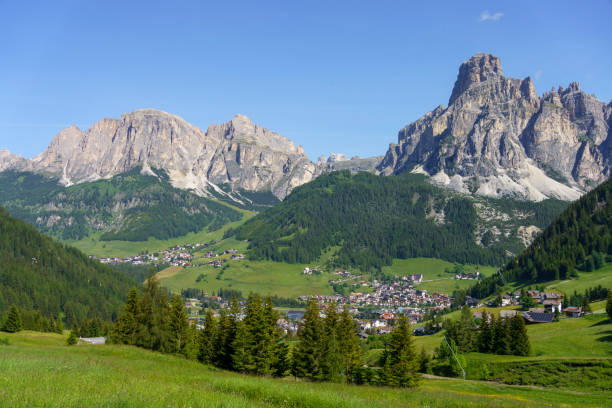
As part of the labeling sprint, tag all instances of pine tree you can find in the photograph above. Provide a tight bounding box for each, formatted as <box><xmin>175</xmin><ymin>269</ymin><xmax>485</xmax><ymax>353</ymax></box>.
<box><xmin>67</xmin><ymin>324</ymin><xmax>78</xmax><ymax>346</ymax></box>
<box><xmin>231</xmin><ymin>320</ymin><xmax>249</xmax><ymax>373</ymax></box>
<box><xmin>418</xmin><ymin>346</ymin><xmax>430</xmax><ymax>373</ymax></box>
<box><xmin>2</xmin><ymin>305</ymin><xmax>23</xmax><ymax>333</ymax></box>
<box><xmin>337</xmin><ymin>305</ymin><xmax>362</xmax><ymax>382</ymax></box>
<box><xmin>509</xmin><ymin>314</ymin><xmax>530</xmax><ymax>356</ymax></box>
<box><xmin>492</xmin><ymin>315</ymin><xmax>511</xmax><ymax>355</ymax></box>
<box><xmin>321</xmin><ymin>302</ymin><xmax>343</xmax><ymax>382</ymax></box>
<box><xmin>381</xmin><ymin>314</ymin><xmax>421</xmax><ymax>388</ymax></box>
<box><xmin>292</xmin><ymin>298</ymin><xmax>324</xmax><ymax>380</ymax></box>
<box><xmin>272</xmin><ymin>340</ymin><xmax>289</xmax><ymax>377</ymax></box>
<box><xmin>198</xmin><ymin>308</ymin><xmax>217</xmax><ymax>364</ymax></box>
<box><xmin>54</xmin><ymin>316</ymin><xmax>63</xmax><ymax>334</ymax></box>
<box><xmin>111</xmin><ymin>287</ymin><xmax>141</xmax><ymax>345</ymax></box>
<box><xmin>169</xmin><ymin>294</ymin><xmax>189</xmax><ymax>353</ymax></box>
<box><xmin>477</xmin><ymin>311</ymin><xmax>493</xmax><ymax>353</ymax></box>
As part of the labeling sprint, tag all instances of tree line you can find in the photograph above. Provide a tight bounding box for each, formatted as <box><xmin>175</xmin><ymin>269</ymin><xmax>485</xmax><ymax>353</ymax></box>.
<box><xmin>109</xmin><ymin>277</ymin><xmax>422</xmax><ymax>388</ymax></box>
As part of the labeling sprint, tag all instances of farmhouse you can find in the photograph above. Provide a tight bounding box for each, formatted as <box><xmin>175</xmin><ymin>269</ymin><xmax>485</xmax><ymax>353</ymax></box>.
<box><xmin>565</xmin><ymin>306</ymin><xmax>584</xmax><ymax>318</ymax></box>
<box><xmin>521</xmin><ymin>311</ymin><xmax>554</xmax><ymax>324</ymax></box>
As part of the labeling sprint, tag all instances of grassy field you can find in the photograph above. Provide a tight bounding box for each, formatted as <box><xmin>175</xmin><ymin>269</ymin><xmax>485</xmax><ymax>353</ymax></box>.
<box><xmin>158</xmin><ymin>260</ymin><xmax>336</xmax><ymax>297</ymax></box>
<box><xmin>1</xmin><ymin>331</ymin><xmax>610</xmax><ymax>408</ymax></box>
<box><xmin>544</xmin><ymin>264</ymin><xmax>612</xmax><ymax>294</ymax></box>
<box><xmin>381</xmin><ymin>258</ymin><xmax>497</xmax><ymax>293</ymax></box>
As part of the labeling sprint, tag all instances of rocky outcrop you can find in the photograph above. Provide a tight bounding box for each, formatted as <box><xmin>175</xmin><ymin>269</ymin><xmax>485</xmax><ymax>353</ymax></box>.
<box><xmin>315</xmin><ymin>154</ymin><xmax>382</xmax><ymax>174</ymax></box>
<box><xmin>378</xmin><ymin>53</ymin><xmax>611</xmax><ymax>201</ymax></box>
<box><xmin>8</xmin><ymin>109</ymin><xmax>317</xmax><ymax>200</ymax></box>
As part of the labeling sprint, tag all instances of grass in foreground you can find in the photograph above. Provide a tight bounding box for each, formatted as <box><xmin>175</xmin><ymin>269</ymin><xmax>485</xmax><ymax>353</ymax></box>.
<box><xmin>1</xmin><ymin>331</ymin><xmax>610</xmax><ymax>408</ymax></box>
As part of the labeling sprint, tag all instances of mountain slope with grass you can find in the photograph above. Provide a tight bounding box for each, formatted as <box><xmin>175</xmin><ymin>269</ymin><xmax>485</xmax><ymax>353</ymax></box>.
<box><xmin>0</xmin><ymin>330</ymin><xmax>609</xmax><ymax>408</ymax></box>
<box><xmin>229</xmin><ymin>171</ymin><xmax>568</xmax><ymax>271</ymax></box>
<box><xmin>469</xmin><ymin>178</ymin><xmax>611</xmax><ymax>299</ymax></box>
<box><xmin>0</xmin><ymin>206</ymin><xmax>136</xmax><ymax>321</ymax></box>
<box><xmin>0</xmin><ymin>167</ymin><xmax>243</xmax><ymax>241</ymax></box>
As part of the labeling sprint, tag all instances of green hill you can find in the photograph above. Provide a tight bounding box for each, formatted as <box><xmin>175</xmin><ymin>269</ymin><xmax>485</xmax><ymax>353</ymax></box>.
<box><xmin>1</xmin><ymin>330</ymin><xmax>608</xmax><ymax>408</ymax></box>
<box><xmin>229</xmin><ymin>171</ymin><xmax>567</xmax><ymax>272</ymax></box>
<box><xmin>469</xmin><ymin>178</ymin><xmax>611</xmax><ymax>299</ymax></box>
<box><xmin>0</xmin><ymin>168</ymin><xmax>243</xmax><ymax>242</ymax></box>
<box><xmin>0</xmin><ymin>206</ymin><xmax>136</xmax><ymax>321</ymax></box>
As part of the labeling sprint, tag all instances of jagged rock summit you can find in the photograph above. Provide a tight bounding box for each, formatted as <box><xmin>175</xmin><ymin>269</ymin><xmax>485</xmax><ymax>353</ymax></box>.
<box><xmin>8</xmin><ymin>109</ymin><xmax>317</xmax><ymax>200</ymax></box>
<box><xmin>378</xmin><ymin>53</ymin><xmax>611</xmax><ymax>201</ymax></box>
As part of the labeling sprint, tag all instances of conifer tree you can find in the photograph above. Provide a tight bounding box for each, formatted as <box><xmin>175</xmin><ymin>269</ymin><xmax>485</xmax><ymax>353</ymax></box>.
<box><xmin>198</xmin><ymin>308</ymin><xmax>217</xmax><ymax>364</ymax></box>
<box><xmin>54</xmin><ymin>316</ymin><xmax>63</xmax><ymax>334</ymax></box>
<box><xmin>492</xmin><ymin>315</ymin><xmax>511</xmax><ymax>355</ymax></box>
<box><xmin>337</xmin><ymin>305</ymin><xmax>362</xmax><ymax>382</ymax></box>
<box><xmin>272</xmin><ymin>340</ymin><xmax>289</xmax><ymax>377</ymax></box>
<box><xmin>111</xmin><ymin>287</ymin><xmax>140</xmax><ymax>345</ymax></box>
<box><xmin>419</xmin><ymin>346</ymin><xmax>430</xmax><ymax>373</ymax></box>
<box><xmin>292</xmin><ymin>298</ymin><xmax>324</xmax><ymax>380</ymax></box>
<box><xmin>321</xmin><ymin>302</ymin><xmax>343</xmax><ymax>382</ymax></box>
<box><xmin>2</xmin><ymin>305</ymin><xmax>22</xmax><ymax>333</ymax></box>
<box><xmin>231</xmin><ymin>319</ymin><xmax>249</xmax><ymax>373</ymax></box>
<box><xmin>169</xmin><ymin>294</ymin><xmax>189</xmax><ymax>353</ymax></box>
<box><xmin>381</xmin><ymin>314</ymin><xmax>421</xmax><ymax>388</ymax></box>
<box><xmin>477</xmin><ymin>311</ymin><xmax>493</xmax><ymax>353</ymax></box>
<box><xmin>509</xmin><ymin>314</ymin><xmax>530</xmax><ymax>356</ymax></box>
<box><xmin>66</xmin><ymin>323</ymin><xmax>78</xmax><ymax>346</ymax></box>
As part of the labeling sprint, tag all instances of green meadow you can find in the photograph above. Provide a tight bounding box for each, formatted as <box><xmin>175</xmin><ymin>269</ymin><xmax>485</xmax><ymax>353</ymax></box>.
<box><xmin>1</xmin><ymin>331</ymin><xmax>610</xmax><ymax>408</ymax></box>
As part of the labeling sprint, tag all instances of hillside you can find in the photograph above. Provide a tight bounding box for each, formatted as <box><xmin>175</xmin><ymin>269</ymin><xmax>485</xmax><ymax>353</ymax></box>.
<box><xmin>229</xmin><ymin>171</ymin><xmax>567</xmax><ymax>271</ymax></box>
<box><xmin>0</xmin><ymin>331</ymin><xmax>608</xmax><ymax>408</ymax></box>
<box><xmin>0</xmin><ymin>206</ymin><xmax>136</xmax><ymax>321</ymax></box>
<box><xmin>0</xmin><ymin>168</ymin><xmax>243</xmax><ymax>241</ymax></box>
<box><xmin>469</xmin><ymin>178</ymin><xmax>611</xmax><ymax>299</ymax></box>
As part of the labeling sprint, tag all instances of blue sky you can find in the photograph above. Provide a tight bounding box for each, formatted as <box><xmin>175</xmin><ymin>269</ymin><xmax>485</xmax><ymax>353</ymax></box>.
<box><xmin>1</xmin><ymin>0</ymin><xmax>610</xmax><ymax>160</ymax></box>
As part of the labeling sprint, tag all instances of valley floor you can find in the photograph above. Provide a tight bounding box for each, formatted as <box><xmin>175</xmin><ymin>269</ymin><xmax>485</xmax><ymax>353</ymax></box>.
<box><xmin>1</xmin><ymin>331</ymin><xmax>610</xmax><ymax>408</ymax></box>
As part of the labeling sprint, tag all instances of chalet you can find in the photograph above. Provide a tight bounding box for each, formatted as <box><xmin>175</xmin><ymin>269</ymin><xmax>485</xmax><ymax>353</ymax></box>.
<box><xmin>80</xmin><ymin>337</ymin><xmax>106</xmax><ymax>345</ymax></box>
<box><xmin>303</xmin><ymin>267</ymin><xmax>312</xmax><ymax>275</ymax></box>
<box><xmin>501</xmin><ymin>294</ymin><xmax>513</xmax><ymax>307</ymax></box>
<box><xmin>542</xmin><ymin>299</ymin><xmax>562</xmax><ymax>313</ymax></box>
<box><xmin>565</xmin><ymin>306</ymin><xmax>584</xmax><ymax>318</ymax></box>
<box><xmin>527</xmin><ymin>290</ymin><xmax>540</xmax><ymax>300</ymax></box>
<box><xmin>521</xmin><ymin>311</ymin><xmax>554</xmax><ymax>324</ymax></box>
<box><xmin>231</xmin><ymin>254</ymin><xmax>245</xmax><ymax>260</ymax></box>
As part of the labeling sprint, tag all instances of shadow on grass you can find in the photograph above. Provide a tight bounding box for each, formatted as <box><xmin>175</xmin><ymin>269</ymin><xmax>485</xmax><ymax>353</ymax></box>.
<box><xmin>589</xmin><ymin>318</ymin><xmax>612</xmax><ymax>327</ymax></box>
<box><xmin>596</xmin><ymin>330</ymin><xmax>612</xmax><ymax>343</ymax></box>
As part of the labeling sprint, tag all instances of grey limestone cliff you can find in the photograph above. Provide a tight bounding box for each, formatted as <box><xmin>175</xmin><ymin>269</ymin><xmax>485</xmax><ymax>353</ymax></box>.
<box><xmin>378</xmin><ymin>53</ymin><xmax>611</xmax><ymax>201</ymax></box>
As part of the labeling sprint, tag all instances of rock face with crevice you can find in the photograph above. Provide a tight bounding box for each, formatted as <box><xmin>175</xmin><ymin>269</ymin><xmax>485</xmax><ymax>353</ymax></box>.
<box><xmin>378</xmin><ymin>53</ymin><xmax>611</xmax><ymax>201</ymax></box>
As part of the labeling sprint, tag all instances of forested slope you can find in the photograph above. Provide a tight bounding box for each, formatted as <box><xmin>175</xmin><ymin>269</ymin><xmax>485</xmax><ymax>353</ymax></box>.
<box><xmin>0</xmin><ymin>168</ymin><xmax>242</xmax><ymax>241</ymax></box>
<box><xmin>229</xmin><ymin>171</ymin><xmax>567</xmax><ymax>271</ymax></box>
<box><xmin>0</xmin><ymin>206</ymin><xmax>136</xmax><ymax>321</ymax></box>
<box><xmin>469</xmin><ymin>178</ymin><xmax>612</xmax><ymax>298</ymax></box>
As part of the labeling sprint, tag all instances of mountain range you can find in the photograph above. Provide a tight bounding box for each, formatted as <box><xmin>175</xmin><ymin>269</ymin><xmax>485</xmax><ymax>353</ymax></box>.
<box><xmin>2</xmin><ymin>53</ymin><xmax>610</xmax><ymax>204</ymax></box>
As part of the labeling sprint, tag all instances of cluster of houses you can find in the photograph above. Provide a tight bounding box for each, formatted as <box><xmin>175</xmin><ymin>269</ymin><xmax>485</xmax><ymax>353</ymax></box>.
<box><xmin>202</xmin><ymin>249</ymin><xmax>245</xmax><ymax>266</ymax></box>
<box><xmin>455</xmin><ymin>271</ymin><xmax>480</xmax><ymax>280</ymax></box>
<box><xmin>93</xmin><ymin>243</ymin><xmax>202</xmax><ymax>267</ymax></box>
<box><xmin>302</xmin><ymin>267</ymin><xmax>322</xmax><ymax>275</ymax></box>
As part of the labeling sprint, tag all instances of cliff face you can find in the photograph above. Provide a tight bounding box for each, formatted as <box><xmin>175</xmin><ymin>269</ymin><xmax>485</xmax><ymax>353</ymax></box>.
<box><xmin>20</xmin><ymin>109</ymin><xmax>316</xmax><ymax>199</ymax></box>
<box><xmin>378</xmin><ymin>53</ymin><xmax>611</xmax><ymax>201</ymax></box>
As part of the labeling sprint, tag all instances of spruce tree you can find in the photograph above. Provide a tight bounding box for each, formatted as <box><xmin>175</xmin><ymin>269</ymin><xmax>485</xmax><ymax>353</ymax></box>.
<box><xmin>272</xmin><ymin>340</ymin><xmax>289</xmax><ymax>377</ymax></box>
<box><xmin>381</xmin><ymin>314</ymin><xmax>421</xmax><ymax>388</ymax></box>
<box><xmin>477</xmin><ymin>311</ymin><xmax>493</xmax><ymax>353</ymax></box>
<box><xmin>321</xmin><ymin>302</ymin><xmax>342</xmax><ymax>382</ymax></box>
<box><xmin>231</xmin><ymin>320</ymin><xmax>249</xmax><ymax>373</ymax></box>
<box><xmin>2</xmin><ymin>305</ymin><xmax>22</xmax><ymax>333</ymax></box>
<box><xmin>509</xmin><ymin>314</ymin><xmax>530</xmax><ymax>356</ymax></box>
<box><xmin>54</xmin><ymin>316</ymin><xmax>63</xmax><ymax>334</ymax></box>
<box><xmin>337</xmin><ymin>305</ymin><xmax>362</xmax><ymax>382</ymax></box>
<box><xmin>292</xmin><ymin>298</ymin><xmax>324</xmax><ymax>380</ymax></box>
<box><xmin>198</xmin><ymin>308</ymin><xmax>217</xmax><ymax>364</ymax></box>
<box><xmin>492</xmin><ymin>315</ymin><xmax>511</xmax><ymax>355</ymax></box>
<box><xmin>169</xmin><ymin>294</ymin><xmax>189</xmax><ymax>353</ymax></box>
<box><xmin>111</xmin><ymin>287</ymin><xmax>140</xmax><ymax>345</ymax></box>
<box><xmin>67</xmin><ymin>324</ymin><xmax>78</xmax><ymax>346</ymax></box>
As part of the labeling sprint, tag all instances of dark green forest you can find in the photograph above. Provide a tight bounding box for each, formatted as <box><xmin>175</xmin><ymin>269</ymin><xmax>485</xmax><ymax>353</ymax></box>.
<box><xmin>0</xmin><ymin>206</ymin><xmax>136</xmax><ymax>321</ymax></box>
<box><xmin>469</xmin><ymin>178</ymin><xmax>612</xmax><ymax>299</ymax></box>
<box><xmin>229</xmin><ymin>171</ymin><xmax>566</xmax><ymax>271</ymax></box>
<box><xmin>0</xmin><ymin>168</ymin><xmax>242</xmax><ymax>241</ymax></box>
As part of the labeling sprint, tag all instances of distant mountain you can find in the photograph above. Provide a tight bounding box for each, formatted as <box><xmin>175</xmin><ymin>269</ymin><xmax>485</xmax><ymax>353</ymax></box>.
<box><xmin>378</xmin><ymin>53</ymin><xmax>612</xmax><ymax>201</ymax></box>
<box><xmin>469</xmin><ymin>178</ymin><xmax>611</xmax><ymax>299</ymax></box>
<box><xmin>1</xmin><ymin>109</ymin><xmax>380</xmax><ymax>202</ymax></box>
<box><xmin>229</xmin><ymin>171</ymin><xmax>568</xmax><ymax>271</ymax></box>
<box><xmin>0</xmin><ymin>167</ymin><xmax>243</xmax><ymax>241</ymax></box>
<box><xmin>0</xmin><ymin>205</ymin><xmax>135</xmax><ymax>320</ymax></box>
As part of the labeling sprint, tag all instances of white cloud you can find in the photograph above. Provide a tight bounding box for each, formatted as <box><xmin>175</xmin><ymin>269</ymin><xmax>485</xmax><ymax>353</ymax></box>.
<box><xmin>534</xmin><ymin>70</ymin><xmax>543</xmax><ymax>80</ymax></box>
<box><xmin>479</xmin><ymin>10</ymin><xmax>503</xmax><ymax>22</ymax></box>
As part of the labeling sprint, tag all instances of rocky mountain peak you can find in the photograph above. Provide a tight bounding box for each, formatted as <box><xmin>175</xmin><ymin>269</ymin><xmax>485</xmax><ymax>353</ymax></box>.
<box><xmin>378</xmin><ymin>54</ymin><xmax>610</xmax><ymax>202</ymax></box>
<box><xmin>449</xmin><ymin>53</ymin><xmax>504</xmax><ymax>105</ymax></box>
